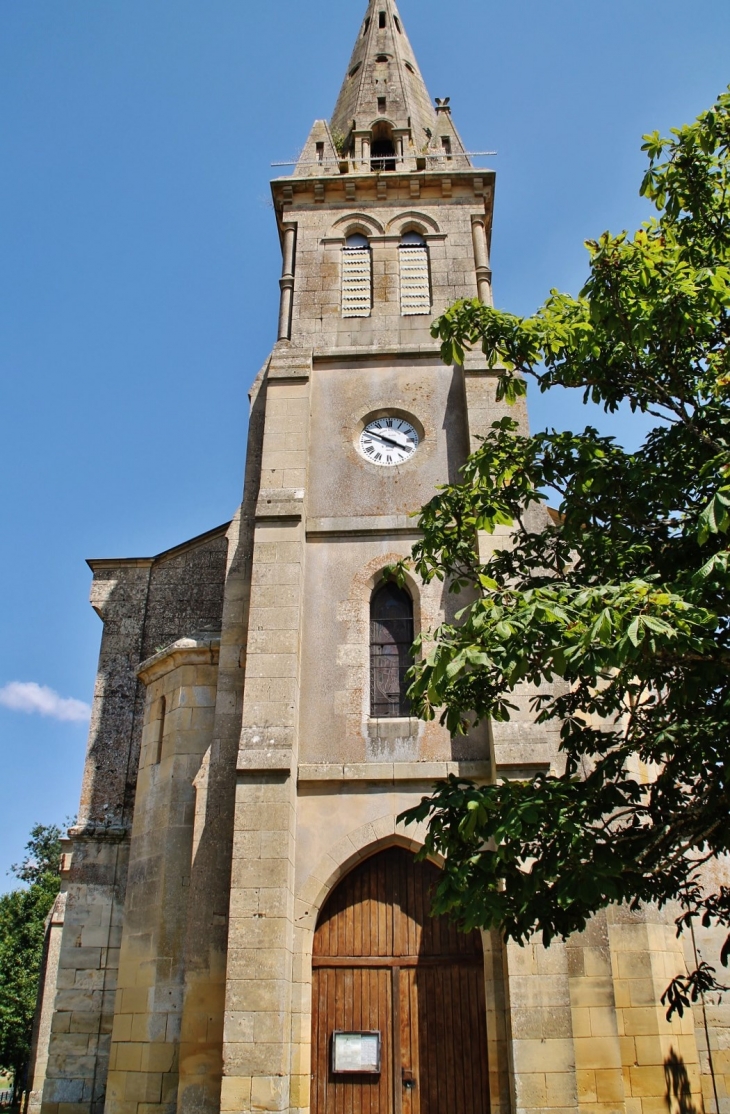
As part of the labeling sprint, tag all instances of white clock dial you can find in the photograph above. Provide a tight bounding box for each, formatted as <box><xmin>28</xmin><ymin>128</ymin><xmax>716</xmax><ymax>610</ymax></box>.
<box><xmin>358</xmin><ymin>417</ymin><xmax>419</xmax><ymax>466</ymax></box>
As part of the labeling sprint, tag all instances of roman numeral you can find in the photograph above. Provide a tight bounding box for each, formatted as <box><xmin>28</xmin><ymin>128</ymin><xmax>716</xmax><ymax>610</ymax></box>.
<box><xmin>365</xmin><ymin>445</ymin><xmax>374</xmax><ymax>454</ymax></box>
<box><xmin>386</xmin><ymin>418</ymin><xmax>393</xmax><ymax>427</ymax></box>
<box><xmin>374</xmin><ymin>452</ymin><xmax>382</xmax><ymax>461</ymax></box>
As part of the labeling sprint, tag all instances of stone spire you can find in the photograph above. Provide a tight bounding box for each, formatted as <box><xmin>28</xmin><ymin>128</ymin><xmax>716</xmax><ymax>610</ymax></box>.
<box><xmin>294</xmin><ymin>0</ymin><xmax>469</xmax><ymax>176</ymax></box>
<box><xmin>331</xmin><ymin>0</ymin><xmax>438</xmax><ymax>148</ymax></box>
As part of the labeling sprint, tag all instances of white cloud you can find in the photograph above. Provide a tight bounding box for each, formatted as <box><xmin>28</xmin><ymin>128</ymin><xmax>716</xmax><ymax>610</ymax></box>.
<box><xmin>0</xmin><ymin>682</ymin><xmax>91</xmax><ymax>724</ymax></box>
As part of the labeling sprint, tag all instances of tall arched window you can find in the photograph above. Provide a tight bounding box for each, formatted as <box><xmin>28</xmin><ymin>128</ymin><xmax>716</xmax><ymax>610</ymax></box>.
<box><xmin>370</xmin><ymin>581</ymin><xmax>414</xmax><ymax>717</ymax></box>
<box><xmin>399</xmin><ymin>230</ymin><xmax>431</xmax><ymax>315</ymax></box>
<box><xmin>341</xmin><ymin>233</ymin><xmax>372</xmax><ymax>317</ymax></box>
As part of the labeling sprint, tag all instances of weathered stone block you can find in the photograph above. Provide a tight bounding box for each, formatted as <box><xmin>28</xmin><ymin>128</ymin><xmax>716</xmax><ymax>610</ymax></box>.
<box><xmin>220</xmin><ymin>1075</ymin><xmax>252</xmax><ymax>1112</ymax></box>
<box><xmin>250</xmin><ymin>1074</ymin><xmax>289</xmax><ymax>1112</ymax></box>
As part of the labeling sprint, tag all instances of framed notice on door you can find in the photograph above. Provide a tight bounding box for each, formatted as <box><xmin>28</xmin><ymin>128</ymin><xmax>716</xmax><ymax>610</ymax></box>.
<box><xmin>331</xmin><ymin>1031</ymin><xmax>381</xmax><ymax>1074</ymax></box>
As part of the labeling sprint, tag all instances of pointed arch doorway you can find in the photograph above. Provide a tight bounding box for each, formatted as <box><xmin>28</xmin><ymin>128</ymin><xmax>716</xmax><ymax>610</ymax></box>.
<box><xmin>311</xmin><ymin>847</ymin><xmax>489</xmax><ymax>1114</ymax></box>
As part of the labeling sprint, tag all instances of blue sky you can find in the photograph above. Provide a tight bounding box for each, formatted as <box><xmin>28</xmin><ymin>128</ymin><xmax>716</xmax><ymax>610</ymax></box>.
<box><xmin>1</xmin><ymin>0</ymin><xmax>728</xmax><ymax>887</ymax></box>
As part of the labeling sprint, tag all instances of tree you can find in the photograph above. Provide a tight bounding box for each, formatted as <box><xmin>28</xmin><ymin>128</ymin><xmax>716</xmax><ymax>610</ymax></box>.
<box><xmin>396</xmin><ymin>87</ymin><xmax>730</xmax><ymax>1017</ymax></box>
<box><xmin>0</xmin><ymin>824</ymin><xmax>62</xmax><ymax>1091</ymax></box>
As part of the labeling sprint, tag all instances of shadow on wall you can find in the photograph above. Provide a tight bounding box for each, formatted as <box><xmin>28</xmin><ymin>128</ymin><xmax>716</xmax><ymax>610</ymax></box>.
<box><xmin>444</xmin><ymin>364</ymin><xmax>471</xmax><ymax>485</ymax></box>
<box><xmin>664</xmin><ymin>1048</ymin><xmax>698</xmax><ymax>1114</ymax></box>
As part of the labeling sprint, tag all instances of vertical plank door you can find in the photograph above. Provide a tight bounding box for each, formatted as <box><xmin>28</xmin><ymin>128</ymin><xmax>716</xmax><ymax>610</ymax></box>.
<box><xmin>312</xmin><ymin>847</ymin><xmax>489</xmax><ymax>1114</ymax></box>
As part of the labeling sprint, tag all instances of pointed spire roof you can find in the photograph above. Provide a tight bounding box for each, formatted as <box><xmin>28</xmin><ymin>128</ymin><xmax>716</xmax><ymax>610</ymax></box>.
<box><xmin>329</xmin><ymin>0</ymin><xmax>470</xmax><ymax>166</ymax></box>
<box><xmin>291</xmin><ymin>1</ymin><xmax>470</xmax><ymax>177</ymax></box>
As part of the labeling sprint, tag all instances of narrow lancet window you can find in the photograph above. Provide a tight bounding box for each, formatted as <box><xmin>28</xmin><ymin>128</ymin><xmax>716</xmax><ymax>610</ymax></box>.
<box><xmin>399</xmin><ymin>231</ymin><xmax>431</xmax><ymax>315</ymax></box>
<box><xmin>153</xmin><ymin>695</ymin><xmax>166</xmax><ymax>765</ymax></box>
<box><xmin>370</xmin><ymin>582</ymin><xmax>414</xmax><ymax>717</ymax></box>
<box><xmin>342</xmin><ymin>233</ymin><xmax>372</xmax><ymax>317</ymax></box>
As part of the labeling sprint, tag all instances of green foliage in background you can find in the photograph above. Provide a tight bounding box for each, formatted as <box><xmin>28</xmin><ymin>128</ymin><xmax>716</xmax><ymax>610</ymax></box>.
<box><xmin>0</xmin><ymin>825</ymin><xmax>62</xmax><ymax>1087</ymax></box>
<box><xmin>397</xmin><ymin>87</ymin><xmax>730</xmax><ymax>1016</ymax></box>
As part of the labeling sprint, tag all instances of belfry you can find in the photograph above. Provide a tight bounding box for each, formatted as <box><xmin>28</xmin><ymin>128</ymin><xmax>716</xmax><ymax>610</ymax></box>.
<box><xmin>28</xmin><ymin>4</ymin><xmax>730</xmax><ymax>1114</ymax></box>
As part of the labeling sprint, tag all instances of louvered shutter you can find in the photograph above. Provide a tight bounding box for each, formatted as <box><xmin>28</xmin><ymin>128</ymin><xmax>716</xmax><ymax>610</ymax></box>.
<box><xmin>341</xmin><ymin>247</ymin><xmax>372</xmax><ymax>317</ymax></box>
<box><xmin>399</xmin><ymin>244</ymin><xmax>431</xmax><ymax>315</ymax></box>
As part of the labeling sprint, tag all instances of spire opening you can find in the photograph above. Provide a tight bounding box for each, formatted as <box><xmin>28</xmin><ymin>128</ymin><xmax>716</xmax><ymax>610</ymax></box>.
<box><xmin>371</xmin><ymin>122</ymin><xmax>396</xmax><ymax>171</ymax></box>
<box><xmin>328</xmin><ymin>0</ymin><xmax>470</xmax><ymax>172</ymax></box>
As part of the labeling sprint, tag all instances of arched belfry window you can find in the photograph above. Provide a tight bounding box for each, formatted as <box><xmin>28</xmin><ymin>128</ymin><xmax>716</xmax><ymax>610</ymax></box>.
<box><xmin>370</xmin><ymin>582</ymin><xmax>414</xmax><ymax>717</ymax></box>
<box><xmin>341</xmin><ymin>233</ymin><xmax>372</xmax><ymax>317</ymax></box>
<box><xmin>399</xmin><ymin>230</ymin><xmax>431</xmax><ymax>315</ymax></box>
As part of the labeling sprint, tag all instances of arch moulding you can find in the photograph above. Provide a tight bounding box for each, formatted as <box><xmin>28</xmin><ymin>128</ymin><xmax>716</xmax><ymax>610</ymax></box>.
<box><xmin>386</xmin><ymin>210</ymin><xmax>441</xmax><ymax>235</ymax></box>
<box><xmin>294</xmin><ymin>816</ymin><xmax>435</xmax><ymax>945</ymax></box>
<box><xmin>329</xmin><ymin>212</ymin><xmax>385</xmax><ymax>237</ymax></box>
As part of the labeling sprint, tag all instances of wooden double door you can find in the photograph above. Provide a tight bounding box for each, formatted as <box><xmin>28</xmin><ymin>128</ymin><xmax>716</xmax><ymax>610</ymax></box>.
<box><xmin>311</xmin><ymin>848</ymin><xmax>489</xmax><ymax>1114</ymax></box>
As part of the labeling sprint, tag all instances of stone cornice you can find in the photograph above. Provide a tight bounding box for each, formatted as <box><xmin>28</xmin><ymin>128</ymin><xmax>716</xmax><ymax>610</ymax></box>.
<box><xmin>297</xmin><ymin>760</ymin><xmax>491</xmax><ymax>783</ymax></box>
<box><xmin>67</xmin><ymin>823</ymin><xmax>130</xmax><ymax>843</ymax></box>
<box><xmin>137</xmin><ymin>635</ymin><xmax>221</xmax><ymax>686</ymax></box>
<box><xmin>87</xmin><ymin>522</ymin><xmax>231</xmax><ymax>573</ymax></box>
<box><xmin>313</xmin><ymin>345</ymin><xmax>442</xmax><ymax>362</ymax></box>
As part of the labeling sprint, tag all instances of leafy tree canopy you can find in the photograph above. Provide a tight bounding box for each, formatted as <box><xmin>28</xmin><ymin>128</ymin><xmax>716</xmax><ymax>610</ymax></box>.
<box><xmin>397</xmin><ymin>87</ymin><xmax>730</xmax><ymax>1018</ymax></box>
<box><xmin>0</xmin><ymin>825</ymin><xmax>62</xmax><ymax>1084</ymax></box>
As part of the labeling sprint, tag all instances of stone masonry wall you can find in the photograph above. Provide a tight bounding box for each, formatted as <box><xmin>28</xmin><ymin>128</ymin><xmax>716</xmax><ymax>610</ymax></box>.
<box><xmin>41</xmin><ymin>531</ymin><xmax>230</xmax><ymax>1114</ymax></box>
<box><xmin>42</xmin><ymin>560</ymin><xmax>152</xmax><ymax>1114</ymax></box>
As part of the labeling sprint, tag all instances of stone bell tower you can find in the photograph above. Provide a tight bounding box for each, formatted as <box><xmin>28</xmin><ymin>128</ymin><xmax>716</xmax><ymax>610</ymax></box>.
<box><xmin>30</xmin><ymin>4</ymin><xmax>730</xmax><ymax>1114</ymax></box>
<box><xmin>216</xmin><ymin>2</ymin><xmax>508</xmax><ymax>1109</ymax></box>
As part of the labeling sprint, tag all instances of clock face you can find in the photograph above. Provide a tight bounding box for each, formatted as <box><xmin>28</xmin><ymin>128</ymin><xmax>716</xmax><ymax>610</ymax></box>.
<box><xmin>358</xmin><ymin>417</ymin><xmax>419</xmax><ymax>466</ymax></box>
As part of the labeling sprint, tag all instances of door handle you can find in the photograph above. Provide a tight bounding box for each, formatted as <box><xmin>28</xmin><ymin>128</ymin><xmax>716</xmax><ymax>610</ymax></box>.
<box><xmin>402</xmin><ymin>1069</ymin><xmax>416</xmax><ymax>1090</ymax></box>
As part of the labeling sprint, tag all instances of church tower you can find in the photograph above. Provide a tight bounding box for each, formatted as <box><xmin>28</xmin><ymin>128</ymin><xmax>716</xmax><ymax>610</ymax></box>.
<box><xmin>29</xmin><ymin>5</ymin><xmax>729</xmax><ymax>1114</ymax></box>
<box><xmin>213</xmin><ymin>2</ymin><xmax>504</xmax><ymax>1108</ymax></box>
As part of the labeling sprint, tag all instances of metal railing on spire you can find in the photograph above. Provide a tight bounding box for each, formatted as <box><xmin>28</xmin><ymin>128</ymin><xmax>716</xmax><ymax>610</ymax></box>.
<box><xmin>271</xmin><ymin>151</ymin><xmax>497</xmax><ymax>168</ymax></box>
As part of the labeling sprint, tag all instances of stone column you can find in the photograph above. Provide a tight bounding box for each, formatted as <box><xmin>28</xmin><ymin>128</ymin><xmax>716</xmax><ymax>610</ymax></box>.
<box><xmin>25</xmin><ymin>895</ymin><xmax>66</xmax><ymax>1114</ymax></box>
<box><xmin>471</xmin><ymin>214</ymin><xmax>493</xmax><ymax>305</ymax></box>
<box><xmin>277</xmin><ymin>225</ymin><xmax>297</xmax><ymax>342</ymax></box>
<box><xmin>565</xmin><ymin>912</ymin><xmax>626</xmax><ymax>1114</ymax></box>
<box><xmin>221</xmin><ymin>363</ymin><xmax>309</xmax><ymax>1114</ymax></box>
<box><xmin>220</xmin><ymin>515</ymin><xmax>304</xmax><ymax>1114</ymax></box>
<box><xmin>482</xmin><ymin>930</ymin><xmax>512</xmax><ymax>1114</ymax></box>
<box><xmin>606</xmin><ymin>905</ymin><xmax>703</xmax><ymax>1114</ymax></box>
<box><xmin>175</xmin><ymin>476</ymin><xmax>263</xmax><ymax>1114</ymax></box>
<box><xmin>104</xmin><ymin>637</ymin><xmax>220</xmax><ymax>1114</ymax></box>
<box><xmin>503</xmin><ymin>937</ymin><xmax>579</xmax><ymax>1114</ymax></box>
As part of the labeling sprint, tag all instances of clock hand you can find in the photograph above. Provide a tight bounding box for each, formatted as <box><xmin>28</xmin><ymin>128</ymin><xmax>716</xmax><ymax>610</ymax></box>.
<box><xmin>369</xmin><ymin>432</ymin><xmax>404</xmax><ymax>452</ymax></box>
<box><xmin>370</xmin><ymin>428</ymin><xmax>412</xmax><ymax>449</ymax></box>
